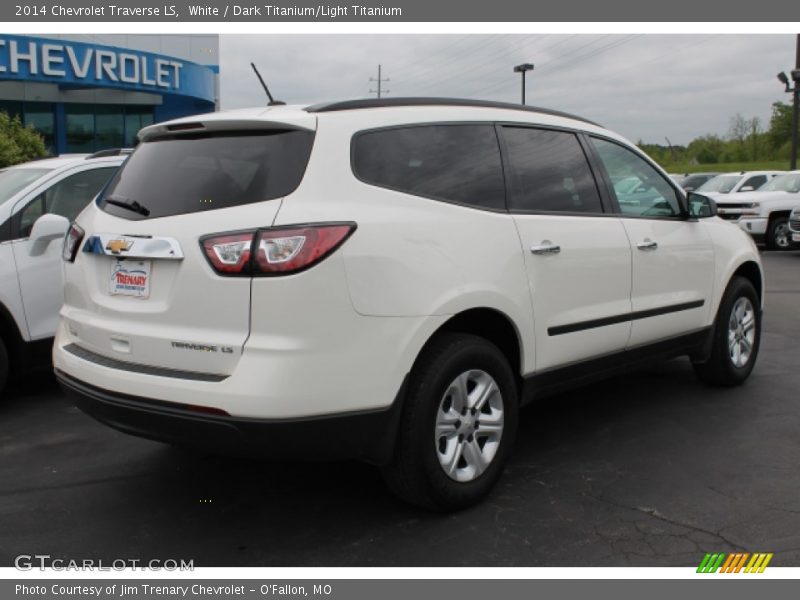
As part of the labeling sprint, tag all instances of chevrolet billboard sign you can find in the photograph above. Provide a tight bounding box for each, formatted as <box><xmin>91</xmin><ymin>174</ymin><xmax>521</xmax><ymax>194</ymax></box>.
<box><xmin>0</xmin><ymin>35</ymin><xmax>215</xmax><ymax>102</ymax></box>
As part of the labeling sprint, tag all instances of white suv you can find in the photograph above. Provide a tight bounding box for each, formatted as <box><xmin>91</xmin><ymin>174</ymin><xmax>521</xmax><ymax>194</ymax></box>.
<box><xmin>0</xmin><ymin>152</ymin><xmax>126</xmax><ymax>394</ymax></box>
<box><xmin>53</xmin><ymin>99</ymin><xmax>764</xmax><ymax>510</ymax></box>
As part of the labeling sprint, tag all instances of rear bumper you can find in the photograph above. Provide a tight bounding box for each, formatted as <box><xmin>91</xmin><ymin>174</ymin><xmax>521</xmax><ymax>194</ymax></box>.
<box><xmin>56</xmin><ymin>370</ymin><xmax>404</xmax><ymax>465</ymax></box>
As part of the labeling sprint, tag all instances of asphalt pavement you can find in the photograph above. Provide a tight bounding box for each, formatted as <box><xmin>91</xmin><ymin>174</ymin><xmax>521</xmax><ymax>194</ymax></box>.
<box><xmin>1</xmin><ymin>251</ymin><xmax>798</xmax><ymax>567</ymax></box>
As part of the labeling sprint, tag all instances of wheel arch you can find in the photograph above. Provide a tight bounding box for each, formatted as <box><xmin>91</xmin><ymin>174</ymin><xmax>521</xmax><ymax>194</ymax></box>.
<box><xmin>419</xmin><ymin>307</ymin><xmax>525</xmax><ymax>397</ymax></box>
<box><xmin>731</xmin><ymin>260</ymin><xmax>764</xmax><ymax>309</ymax></box>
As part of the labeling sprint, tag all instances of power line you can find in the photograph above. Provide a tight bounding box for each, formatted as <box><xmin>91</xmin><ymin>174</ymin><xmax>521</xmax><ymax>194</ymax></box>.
<box><xmin>408</xmin><ymin>35</ymin><xmax>574</xmax><ymax>96</ymax></box>
<box><xmin>469</xmin><ymin>35</ymin><xmax>641</xmax><ymax>99</ymax></box>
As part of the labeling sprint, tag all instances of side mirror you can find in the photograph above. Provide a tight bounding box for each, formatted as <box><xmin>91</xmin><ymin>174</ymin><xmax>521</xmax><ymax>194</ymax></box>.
<box><xmin>687</xmin><ymin>192</ymin><xmax>717</xmax><ymax>219</ymax></box>
<box><xmin>28</xmin><ymin>214</ymin><xmax>70</xmax><ymax>256</ymax></box>
<box><xmin>739</xmin><ymin>186</ymin><xmax>754</xmax><ymax>192</ymax></box>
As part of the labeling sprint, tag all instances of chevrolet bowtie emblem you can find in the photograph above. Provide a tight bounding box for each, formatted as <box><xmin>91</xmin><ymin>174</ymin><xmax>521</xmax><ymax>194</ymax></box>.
<box><xmin>106</xmin><ymin>239</ymin><xmax>133</xmax><ymax>255</ymax></box>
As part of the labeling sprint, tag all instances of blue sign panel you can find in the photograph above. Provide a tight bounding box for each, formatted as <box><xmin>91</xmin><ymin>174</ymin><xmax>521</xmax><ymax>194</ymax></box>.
<box><xmin>0</xmin><ymin>35</ymin><xmax>215</xmax><ymax>103</ymax></box>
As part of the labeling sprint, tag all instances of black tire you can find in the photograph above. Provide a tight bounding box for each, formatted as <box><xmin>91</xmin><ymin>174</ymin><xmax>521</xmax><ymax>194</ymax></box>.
<box><xmin>382</xmin><ymin>333</ymin><xmax>519</xmax><ymax>511</ymax></box>
<box><xmin>693</xmin><ymin>276</ymin><xmax>761</xmax><ymax>386</ymax></box>
<box><xmin>766</xmin><ymin>215</ymin><xmax>793</xmax><ymax>251</ymax></box>
<box><xmin>0</xmin><ymin>336</ymin><xmax>8</xmax><ymax>397</ymax></box>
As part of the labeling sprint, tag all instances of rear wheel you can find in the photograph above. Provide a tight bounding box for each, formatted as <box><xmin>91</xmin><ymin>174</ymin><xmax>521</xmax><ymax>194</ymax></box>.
<box><xmin>0</xmin><ymin>336</ymin><xmax>8</xmax><ymax>396</ymax></box>
<box><xmin>693</xmin><ymin>276</ymin><xmax>760</xmax><ymax>386</ymax></box>
<box><xmin>766</xmin><ymin>215</ymin><xmax>792</xmax><ymax>251</ymax></box>
<box><xmin>382</xmin><ymin>333</ymin><xmax>519</xmax><ymax>511</ymax></box>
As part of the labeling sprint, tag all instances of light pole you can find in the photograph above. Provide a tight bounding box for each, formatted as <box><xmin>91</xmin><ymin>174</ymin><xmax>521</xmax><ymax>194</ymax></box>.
<box><xmin>513</xmin><ymin>63</ymin><xmax>534</xmax><ymax>105</ymax></box>
<box><xmin>777</xmin><ymin>35</ymin><xmax>800</xmax><ymax>170</ymax></box>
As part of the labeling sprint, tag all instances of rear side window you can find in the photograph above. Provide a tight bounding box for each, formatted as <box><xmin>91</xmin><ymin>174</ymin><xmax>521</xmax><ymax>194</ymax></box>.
<box><xmin>352</xmin><ymin>124</ymin><xmax>505</xmax><ymax>210</ymax></box>
<box><xmin>501</xmin><ymin>127</ymin><xmax>603</xmax><ymax>214</ymax></box>
<box><xmin>99</xmin><ymin>130</ymin><xmax>315</xmax><ymax>220</ymax></box>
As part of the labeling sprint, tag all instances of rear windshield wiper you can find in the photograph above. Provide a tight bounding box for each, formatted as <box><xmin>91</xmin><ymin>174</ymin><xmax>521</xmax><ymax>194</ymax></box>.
<box><xmin>104</xmin><ymin>195</ymin><xmax>151</xmax><ymax>217</ymax></box>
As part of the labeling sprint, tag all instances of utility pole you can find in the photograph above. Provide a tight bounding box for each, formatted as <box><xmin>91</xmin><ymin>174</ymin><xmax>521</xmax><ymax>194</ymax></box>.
<box><xmin>777</xmin><ymin>34</ymin><xmax>799</xmax><ymax>170</ymax></box>
<box><xmin>369</xmin><ymin>64</ymin><xmax>390</xmax><ymax>99</ymax></box>
<box><xmin>792</xmin><ymin>34</ymin><xmax>799</xmax><ymax>170</ymax></box>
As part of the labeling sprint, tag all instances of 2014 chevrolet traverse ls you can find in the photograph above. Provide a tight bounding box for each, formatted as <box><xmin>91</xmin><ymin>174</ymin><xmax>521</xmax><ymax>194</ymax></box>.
<box><xmin>54</xmin><ymin>99</ymin><xmax>763</xmax><ymax>510</ymax></box>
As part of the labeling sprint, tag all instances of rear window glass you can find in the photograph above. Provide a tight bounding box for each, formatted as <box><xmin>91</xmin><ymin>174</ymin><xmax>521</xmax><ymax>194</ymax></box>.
<box><xmin>352</xmin><ymin>124</ymin><xmax>506</xmax><ymax>211</ymax></box>
<box><xmin>98</xmin><ymin>130</ymin><xmax>315</xmax><ymax>220</ymax></box>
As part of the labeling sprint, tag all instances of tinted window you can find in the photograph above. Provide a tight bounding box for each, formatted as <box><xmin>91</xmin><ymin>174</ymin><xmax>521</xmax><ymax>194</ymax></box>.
<box><xmin>502</xmin><ymin>127</ymin><xmax>602</xmax><ymax>213</ymax></box>
<box><xmin>99</xmin><ymin>130</ymin><xmax>315</xmax><ymax>220</ymax></box>
<box><xmin>352</xmin><ymin>125</ymin><xmax>505</xmax><ymax>210</ymax></box>
<box><xmin>741</xmin><ymin>175</ymin><xmax>766</xmax><ymax>191</ymax></box>
<box><xmin>590</xmin><ymin>137</ymin><xmax>682</xmax><ymax>218</ymax></box>
<box><xmin>13</xmin><ymin>167</ymin><xmax>117</xmax><ymax>238</ymax></box>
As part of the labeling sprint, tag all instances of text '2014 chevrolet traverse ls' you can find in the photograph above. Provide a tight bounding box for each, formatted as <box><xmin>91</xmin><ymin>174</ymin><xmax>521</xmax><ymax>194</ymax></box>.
<box><xmin>54</xmin><ymin>99</ymin><xmax>763</xmax><ymax>510</ymax></box>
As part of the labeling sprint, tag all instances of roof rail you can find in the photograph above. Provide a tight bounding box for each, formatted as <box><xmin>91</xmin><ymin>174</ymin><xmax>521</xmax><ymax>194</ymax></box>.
<box><xmin>305</xmin><ymin>97</ymin><xmax>600</xmax><ymax>126</ymax></box>
<box><xmin>86</xmin><ymin>148</ymin><xmax>133</xmax><ymax>159</ymax></box>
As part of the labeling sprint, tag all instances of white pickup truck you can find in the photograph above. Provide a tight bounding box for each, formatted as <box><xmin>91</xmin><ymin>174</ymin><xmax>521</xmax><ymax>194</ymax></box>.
<box><xmin>714</xmin><ymin>171</ymin><xmax>800</xmax><ymax>250</ymax></box>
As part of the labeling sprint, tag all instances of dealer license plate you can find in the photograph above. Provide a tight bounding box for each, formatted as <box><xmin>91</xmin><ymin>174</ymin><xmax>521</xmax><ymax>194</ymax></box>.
<box><xmin>109</xmin><ymin>259</ymin><xmax>152</xmax><ymax>298</ymax></box>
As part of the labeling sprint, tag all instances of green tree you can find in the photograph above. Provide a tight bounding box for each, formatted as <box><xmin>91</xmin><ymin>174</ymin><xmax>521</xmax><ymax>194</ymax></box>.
<box><xmin>0</xmin><ymin>111</ymin><xmax>48</xmax><ymax>168</ymax></box>
<box><xmin>687</xmin><ymin>134</ymin><xmax>725</xmax><ymax>164</ymax></box>
<box><xmin>768</xmin><ymin>101</ymin><xmax>794</xmax><ymax>157</ymax></box>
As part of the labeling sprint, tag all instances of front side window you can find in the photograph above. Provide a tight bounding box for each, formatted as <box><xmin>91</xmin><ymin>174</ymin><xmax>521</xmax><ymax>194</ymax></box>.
<box><xmin>590</xmin><ymin>138</ymin><xmax>682</xmax><ymax>218</ymax></box>
<box><xmin>502</xmin><ymin>127</ymin><xmax>603</xmax><ymax>214</ymax></box>
<box><xmin>740</xmin><ymin>175</ymin><xmax>767</xmax><ymax>191</ymax></box>
<box><xmin>13</xmin><ymin>167</ymin><xmax>117</xmax><ymax>238</ymax></box>
<box><xmin>352</xmin><ymin>124</ymin><xmax>505</xmax><ymax>210</ymax></box>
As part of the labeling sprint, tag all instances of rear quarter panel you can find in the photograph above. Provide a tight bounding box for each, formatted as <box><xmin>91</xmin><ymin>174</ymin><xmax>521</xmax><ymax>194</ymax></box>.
<box><xmin>271</xmin><ymin>109</ymin><xmax>538</xmax><ymax>374</ymax></box>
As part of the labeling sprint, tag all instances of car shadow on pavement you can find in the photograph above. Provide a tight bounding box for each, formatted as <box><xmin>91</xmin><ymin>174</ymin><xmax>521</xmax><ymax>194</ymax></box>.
<box><xmin>3</xmin><ymin>354</ymin><xmax>796</xmax><ymax>567</ymax></box>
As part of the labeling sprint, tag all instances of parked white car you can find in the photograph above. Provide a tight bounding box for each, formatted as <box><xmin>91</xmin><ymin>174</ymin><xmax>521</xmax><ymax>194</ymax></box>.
<box><xmin>0</xmin><ymin>152</ymin><xmax>126</xmax><ymax>394</ymax></box>
<box><xmin>715</xmin><ymin>171</ymin><xmax>800</xmax><ymax>250</ymax></box>
<box><xmin>696</xmin><ymin>171</ymin><xmax>783</xmax><ymax>197</ymax></box>
<box><xmin>53</xmin><ymin>99</ymin><xmax>764</xmax><ymax>510</ymax></box>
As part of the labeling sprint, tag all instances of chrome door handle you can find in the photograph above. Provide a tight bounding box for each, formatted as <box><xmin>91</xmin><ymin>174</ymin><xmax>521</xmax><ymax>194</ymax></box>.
<box><xmin>530</xmin><ymin>241</ymin><xmax>561</xmax><ymax>255</ymax></box>
<box><xmin>637</xmin><ymin>239</ymin><xmax>658</xmax><ymax>251</ymax></box>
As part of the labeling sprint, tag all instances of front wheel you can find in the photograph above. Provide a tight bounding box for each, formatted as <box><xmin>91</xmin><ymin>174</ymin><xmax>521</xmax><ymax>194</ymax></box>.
<box><xmin>766</xmin><ymin>216</ymin><xmax>793</xmax><ymax>251</ymax></box>
<box><xmin>382</xmin><ymin>333</ymin><xmax>519</xmax><ymax>511</ymax></box>
<box><xmin>693</xmin><ymin>276</ymin><xmax>761</xmax><ymax>386</ymax></box>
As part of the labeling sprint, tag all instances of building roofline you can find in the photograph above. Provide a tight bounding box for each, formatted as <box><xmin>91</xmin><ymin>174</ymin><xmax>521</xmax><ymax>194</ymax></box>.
<box><xmin>304</xmin><ymin>97</ymin><xmax>601</xmax><ymax>127</ymax></box>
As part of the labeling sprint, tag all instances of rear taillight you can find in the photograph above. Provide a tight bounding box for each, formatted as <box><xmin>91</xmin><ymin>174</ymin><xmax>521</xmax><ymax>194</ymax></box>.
<box><xmin>201</xmin><ymin>232</ymin><xmax>253</xmax><ymax>274</ymax></box>
<box><xmin>201</xmin><ymin>223</ymin><xmax>356</xmax><ymax>277</ymax></box>
<box><xmin>255</xmin><ymin>224</ymin><xmax>355</xmax><ymax>275</ymax></box>
<box><xmin>62</xmin><ymin>223</ymin><xmax>84</xmax><ymax>263</ymax></box>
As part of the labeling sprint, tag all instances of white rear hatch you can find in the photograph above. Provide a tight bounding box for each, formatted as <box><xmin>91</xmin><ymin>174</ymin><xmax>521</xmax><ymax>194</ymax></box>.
<box><xmin>61</xmin><ymin>110</ymin><xmax>316</xmax><ymax>377</ymax></box>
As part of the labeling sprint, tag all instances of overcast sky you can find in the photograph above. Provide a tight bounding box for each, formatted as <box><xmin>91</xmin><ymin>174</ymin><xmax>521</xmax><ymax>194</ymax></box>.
<box><xmin>220</xmin><ymin>34</ymin><xmax>796</xmax><ymax>145</ymax></box>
